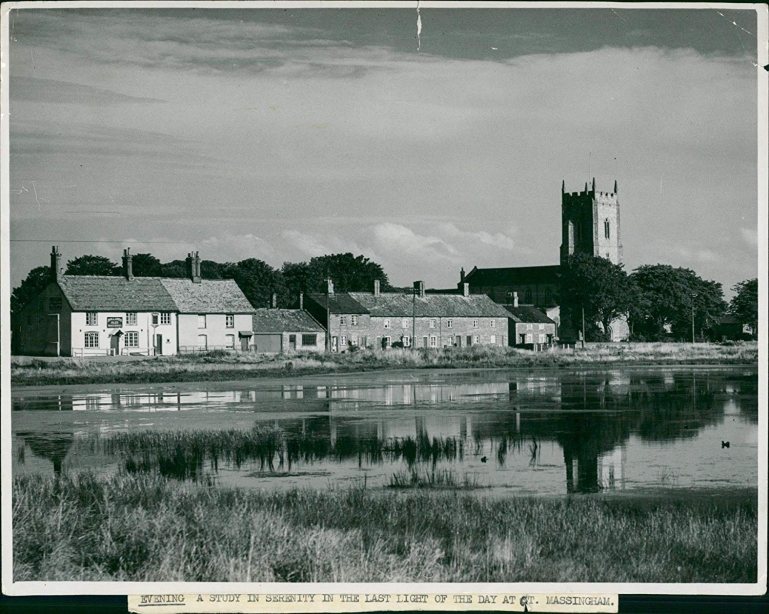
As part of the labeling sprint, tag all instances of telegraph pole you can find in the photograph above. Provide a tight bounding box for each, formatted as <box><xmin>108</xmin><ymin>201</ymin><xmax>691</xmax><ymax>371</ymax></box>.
<box><xmin>581</xmin><ymin>306</ymin><xmax>586</xmax><ymax>349</ymax></box>
<box><xmin>691</xmin><ymin>292</ymin><xmax>697</xmax><ymax>344</ymax></box>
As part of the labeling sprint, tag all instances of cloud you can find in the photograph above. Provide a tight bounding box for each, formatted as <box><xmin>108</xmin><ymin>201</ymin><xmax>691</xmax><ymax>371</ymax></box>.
<box><xmin>10</xmin><ymin>76</ymin><xmax>165</xmax><ymax>105</ymax></box>
<box><xmin>740</xmin><ymin>227</ymin><xmax>758</xmax><ymax>248</ymax></box>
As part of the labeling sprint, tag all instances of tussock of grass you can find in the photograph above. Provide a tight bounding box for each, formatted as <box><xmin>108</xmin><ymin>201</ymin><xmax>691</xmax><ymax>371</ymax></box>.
<box><xmin>13</xmin><ymin>472</ymin><xmax>757</xmax><ymax>583</ymax></box>
<box><xmin>11</xmin><ymin>342</ymin><xmax>757</xmax><ymax>387</ymax></box>
<box><xmin>389</xmin><ymin>468</ymin><xmax>483</xmax><ymax>490</ymax></box>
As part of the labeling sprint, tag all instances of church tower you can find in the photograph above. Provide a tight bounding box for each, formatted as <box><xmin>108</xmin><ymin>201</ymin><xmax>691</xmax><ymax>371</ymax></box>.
<box><xmin>559</xmin><ymin>178</ymin><xmax>622</xmax><ymax>266</ymax></box>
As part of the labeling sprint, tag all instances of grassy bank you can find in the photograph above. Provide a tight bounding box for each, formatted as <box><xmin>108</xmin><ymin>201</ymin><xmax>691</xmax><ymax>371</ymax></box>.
<box><xmin>13</xmin><ymin>472</ymin><xmax>757</xmax><ymax>583</ymax></box>
<box><xmin>11</xmin><ymin>342</ymin><xmax>758</xmax><ymax>387</ymax></box>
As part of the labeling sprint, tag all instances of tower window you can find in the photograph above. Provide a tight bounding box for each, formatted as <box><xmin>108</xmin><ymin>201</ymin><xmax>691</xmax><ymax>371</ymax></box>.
<box><xmin>604</xmin><ymin>219</ymin><xmax>611</xmax><ymax>239</ymax></box>
<box><xmin>524</xmin><ymin>288</ymin><xmax>532</xmax><ymax>303</ymax></box>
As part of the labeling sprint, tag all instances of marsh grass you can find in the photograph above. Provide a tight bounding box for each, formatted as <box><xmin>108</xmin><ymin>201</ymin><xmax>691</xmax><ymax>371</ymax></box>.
<box><xmin>13</xmin><ymin>472</ymin><xmax>757</xmax><ymax>583</ymax></box>
<box><xmin>388</xmin><ymin>468</ymin><xmax>484</xmax><ymax>490</ymax></box>
<box><xmin>11</xmin><ymin>342</ymin><xmax>757</xmax><ymax>387</ymax></box>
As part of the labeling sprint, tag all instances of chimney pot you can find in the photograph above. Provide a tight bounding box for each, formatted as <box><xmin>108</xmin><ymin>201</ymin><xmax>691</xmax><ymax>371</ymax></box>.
<box><xmin>463</xmin><ymin>283</ymin><xmax>469</xmax><ymax>297</ymax></box>
<box><xmin>122</xmin><ymin>248</ymin><xmax>134</xmax><ymax>281</ymax></box>
<box><xmin>373</xmin><ymin>279</ymin><xmax>380</xmax><ymax>297</ymax></box>
<box><xmin>513</xmin><ymin>291</ymin><xmax>519</xmax><ymax>308</ymax></box>
<box><xmin>299</xmin><ymin>292</ymin><xmax>304</xmax><ymax>310</ymax></box>
<box><xmin>50</xmin><ymin>246</ymin><xmax>62</xmax><ymax>281</ymax></box>
<box><xmin>327</xmin><ymin>278</ymin><xmax>334</xmax><ymax>296</ymax></box>
<box><xmin>413</xmin><ymin>280</ymin><xmax>425</xmax><ymax>298</ymax></box>
<box><xmin>271</xmin><ymin>293</ymin><xmax>277</xmax><ymax>309</ymax></box>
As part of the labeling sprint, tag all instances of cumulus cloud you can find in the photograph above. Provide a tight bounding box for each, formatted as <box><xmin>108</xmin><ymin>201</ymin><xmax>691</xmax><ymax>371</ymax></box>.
<box><xmin>740</xmin><ymin>227</ymin><xmax>758</xmax><ymax>248</ymax></box>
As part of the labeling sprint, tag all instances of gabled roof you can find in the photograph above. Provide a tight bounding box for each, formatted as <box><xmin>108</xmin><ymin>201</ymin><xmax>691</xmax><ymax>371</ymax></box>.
<box><xmin>58</xmin><ymin>276</ymin><xmax>177</xmax><ymax>312</ymax></box>
<box><xmin>159</xmin><ymin>279</ymin><xmax>255</xmax><ymax>313</ymax></box>
<box><xmin>347</xmin><ymin>292</ymin><xmax>512</xmax><ymax>318</ymax></box>
<box><xmin>253</xmin><ymin>309</ymin><xmax>325</xmax><ymax>333</ymax></box>
<box><xmin>307</xmin><ymin>293</ymin><xmax>370</xmax><ymax>314</ymax></box>
<box><xmin>465</xmin><ymin>265</ymin><xmax>560</xmax><ymax>286</ymax></box>
<box><xmin>503</xmin><ymin>305</ymin><xmax>555</xmax><ymax>324</ymax></box>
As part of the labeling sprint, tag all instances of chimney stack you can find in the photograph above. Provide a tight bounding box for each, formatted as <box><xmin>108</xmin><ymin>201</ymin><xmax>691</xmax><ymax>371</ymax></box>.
<box><xmin>462</xmin><ymin>283</ymin><xmax>469</xmax><ymax>297</ymax></box>
<box><xmin>122</xmin><ymin>248</ymin><xmax>134</xmax><ymax>281</ymax></box>
<box><xmin>327</xmin><ymin>278</ymin><xmax>334</xmax><ymax>296</ymax></box>
<box><xmin>460</xmin><ymin>267</ymin><xmax>465</xmax><ymax>283</ymax></box>
<box><xmin>614</xmin><ymin>179</ymin><xmax>618</xmax><ymax>194</ymax></box>
<box><xmin>413</xmin><ymin>280</ymin><xmax>425</xmax><ymax>298</ymax></box>
<box><xmin>513</xmin><ymin>291</ymin><xmax>519</xmax><ymax>308</ymax></box>
<box><xmin>299</xmin><ymin>292</ymin><xmax>304</xmax><ymax>310</ymax></box>
<box><xmin>50</xmin><ymin>246</ymin><xmax>62</xmax><ymax>281</ymax></box>
<box><xmin>271</xmin><ymin>293</ymin><xmax>277</xmax><ymax>309</ymax></box>
<box><xmin>186</xmin><ymin>251</ymin><xmax>202</xmax><ymax>283</ymax></box>
<box><xmin>592</xmin><ymin>177</ymin><xmax>596</xmax><ymax>193</ymax></box>
<box><xmin>373</xmin><ymin>279</ymin><xmax>380</xmax><ymax>297</ymax></box>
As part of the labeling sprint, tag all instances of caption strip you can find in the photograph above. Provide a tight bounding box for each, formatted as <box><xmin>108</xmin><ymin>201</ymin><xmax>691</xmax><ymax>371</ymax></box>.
<box><xmin>128</xmin><ymin>592</ymin><xmax>618</xmax><ymax>613</ymax></box>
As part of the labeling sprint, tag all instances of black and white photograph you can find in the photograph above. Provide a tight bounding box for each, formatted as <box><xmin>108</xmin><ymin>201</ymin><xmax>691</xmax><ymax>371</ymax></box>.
<box><xmin>1</xmin><ymin>0</ymin><xmax>766</xmax><ymax>600</ymax></box>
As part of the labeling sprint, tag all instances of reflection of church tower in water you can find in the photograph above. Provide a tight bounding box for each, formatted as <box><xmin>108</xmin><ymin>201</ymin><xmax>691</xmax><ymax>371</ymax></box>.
<box><xmin>560</xmin><ymin>178</ymin><xmax>623</xmax><ymax>266</ymax></box>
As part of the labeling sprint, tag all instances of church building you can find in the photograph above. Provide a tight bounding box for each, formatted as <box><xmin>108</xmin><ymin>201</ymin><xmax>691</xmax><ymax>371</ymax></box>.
<box><xmin>462</xmin><ymin>178</ymin><xmax>628</xmax><ymax>341</ymax></box>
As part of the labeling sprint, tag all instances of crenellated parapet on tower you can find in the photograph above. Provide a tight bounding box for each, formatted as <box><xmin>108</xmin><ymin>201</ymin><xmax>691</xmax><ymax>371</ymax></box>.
<box><xmin>559</xmin><ymin>177</ymin><xmax>622</xmax><ymax>266</ymax></box>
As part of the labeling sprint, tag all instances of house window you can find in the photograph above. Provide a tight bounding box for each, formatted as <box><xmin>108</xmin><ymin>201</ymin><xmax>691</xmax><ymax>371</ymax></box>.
<box><xmin>383</xmin><ymin>336</ymin><xmax>391</xmax><ymax>347</ymax></box>
<box><xmin>447</xmin><ymin>335</ymin><xmax>454</xmax><ymax>346</ymax></box>
<box><xmin>351</xmin><ymin>315</ymin><xmax>358</xmax><ymax>326</ymax></box>
<box><xmin>526</xmin><ymin>333</ymin><xmax>533</xmax><ymax>344</ymax></box>
<box><xmin>226</xmin><ymin>314</ymin><xmax>234</xmax><ymax>328</ymax></box>
<box><xmin>447</xmin><ymin>319</ymin><xmax>453</xmax><ymax>329</ymax></box>
<box><xmin>126</xmin><ymin>312</ymin><xmax>137</xmax><ymax>325</ymax></box>
<box><xmin>161</xmin><ymin>313</ymin><xmax>171</xmax><ymax>325</ymax></box>
<box><xmin>403</xmin><ymin>335</ymin><xmax>411</xmax><ymax>347</ymax></box>
<box><xmin>473</xmin><ymin>335</ymin><xmax>480</xmax><ymax>345</ymax></box>
<box><xmin>430</xmin><ymin>335</ymin><xmax>437</xmax><ymax>347</ymax></box>
<box><xmin>341</xmin><ymin>335</ymin><xmax>347</xmax><ymax>348</ymax></box>
<box><xmin>86</xmin><ymin>312</ymin><xmax>98</xmax><ymax>326</ymax></box>
<box><xmin>84</xmin><ymin>332</ymin><xmax>99</xmax><ymax>348</ymax></box>
<box><xmin>339</xmin><ymin>315</ymin><xmax>347</xmax><ymax>326</ymax></box>
<box><xmin>125</xmin><ymin>331</ymin><xmax>139</xmax><ymax>347</ymax></box>
<box><xmin>539</xmin><ymin>334</ymin><xmax>546</xmax><ymax>344</ymax></box>
<box><xmin>490</xmin><ymin>335</ymin><xmax>496</xmax><ymax>344</ymax></box>
<box><xmin>527</xmin><ymin>323</ymin><xmax>533</xmax><ymax>330</ymax></box>
<box><xmin>402</xmin><ymin>318</ymin><xmax>409</xmax><ymax>329</ymax></box>
<box><xmin>490</xmin><ymin>320</ymin><xmax>496</xmax><ymax>328</ymax></box>
<box><xmin>198</xmin><ymin>315</ymin><xmax>206</xmax><ymax>329</ymax></box>
<box><xmin>605</xmin><ymin>219</ymin><xmax>611</xmax><ymax>239</ymax></box>
<box><xmin>152</xmin><ymin>313</ymin><xmax>159</xmax><ymax>325</ymax></box>
<box><xmin>473</xmin><ymin>319</ymin><xmax>478</xmax><ymax>328</ymax></box>
<box><xmin>226</xmin><ymin>334</ymin><xmax>235</xmax><ymax>348</ymax></box>
<box><xmin>302</xmin><ymin>334</ymin><xmax>317</xmax><ymax>346</ymax></box>
<box><xmin>198</xmin><ymin>334</ymin><xmax>207</xmax><ymax>349</ymax></box>
<box><xmin>49</xmin><ymin>297</ymin><xmax>62</xmax><ymax>312</ymax></box>
<box><xmin>524</xmin><ymin>288</ymin><xmax>532</xmax><ymax>303</ymax></box>
<box><xmin>350</xmin><ymin>335</ymin><xmax>358</xmax><ymax>346</ymax></box>
<box><xmin>539</xmin><ymin>323</ymin><xmax>544</xmax><ymax>330</ymax></box>
<box><xmin>429</xmin><ymin>320</ymin><xmax>436</xmax><ymax>329</ymax></box>
<box><xmin>384</xmin><ymin>319</ymin><xmax>390</xmax><ymax>329</ymax></box>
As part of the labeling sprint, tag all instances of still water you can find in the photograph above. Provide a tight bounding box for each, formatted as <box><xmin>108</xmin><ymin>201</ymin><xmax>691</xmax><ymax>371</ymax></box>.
<box><xmin>12</xmin><ymin>367</ymin><xmax>759</xmax><ymax>496</ymax></box>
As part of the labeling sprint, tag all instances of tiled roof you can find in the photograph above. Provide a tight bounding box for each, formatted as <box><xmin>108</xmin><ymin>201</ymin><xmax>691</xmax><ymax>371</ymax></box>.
<box><xmin>464</xmin><ymin>265</ymin><xmax>560</xmax><ymax>286</ymax></box>
<box><xmin>253</xmin><ymin>309</ymin><xmax>325</xmax><ymax>333</ymax></box>
<box><xmin>503</xmin><ymin>305</ymin><xmax>556</xmax><ymax>324</ymax></box>
<box><xmin>347</xmin><ymin>292</ymin><xmax>512</xmax><ymax>318</ymax></box>
<box><xmin>159</xmin><ymin>279</ymin><xmax>255</xmax><ymax>313</ymax></box>
<box><xmin>58</xmin><ymin>276</ymin><xmax>177</xmax><ymax>312</ymax></box>
<box><xmin>307</xmin><ymin>293</ymin><xmax>369</xmax><ymax>314</ymax></box>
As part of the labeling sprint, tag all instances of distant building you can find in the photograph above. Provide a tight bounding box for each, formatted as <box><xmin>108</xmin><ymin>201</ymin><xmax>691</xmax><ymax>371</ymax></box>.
<box><xmin>305</xmin><ymin>280</ymin><xmax>511</xmax><ymax>352</ymax></box>
<box><xmin>503</xmin><ymin>293</ymin><xmax>557</xmax><ymax>350</ymax></box>
<box><xmin>460</xmin><ymin>178</ymin><xmax>628</xmax><ymax>341</ymax></box>
<box><xmin>252</xmin><ymin>301</ymin><xmax>326</xmax><ymax>353</ymax></box>
<box><xmin>711</xmin><ymin>314</ymin><xmax>755</xmax><ymax>341</ymax></box>
<box><xmin>14</xmin><ymin>247</ymin><xmax>255</xmax><ymax>356</ymax></box>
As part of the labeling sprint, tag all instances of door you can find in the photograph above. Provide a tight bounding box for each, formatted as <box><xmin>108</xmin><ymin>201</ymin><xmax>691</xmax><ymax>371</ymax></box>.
<box><xmin>241</xmin><ymin>336</ymin><xmax>249</xmax><ymax>351</ymax></box>
<box><xmin>466</xmin><ymin>335</ymin><xmax>472</xmax><ymax>346</ymax></box>
<box><xmin>110</xmin><ymin>334</ymin><xmax>120</xmax><ymax>356</ymax></box>
<box><xmin>155</xmin><ymin>334</ymin><xmax>163</xmax><ymax>355</ymax></box>
<box><xmin>289</xmin><ymin>334</ymin><xmax>297</xmax><ymax>351</ymax></box>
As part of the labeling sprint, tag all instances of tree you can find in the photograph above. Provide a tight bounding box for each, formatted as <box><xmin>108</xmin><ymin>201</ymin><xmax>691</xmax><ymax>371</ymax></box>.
<box><xmin>295</xmin><ymin>253</ymin><xmax>390</xmax><ymax>294</ymax></box>
<box><xmin>11</xmin><ymin>266</ymin><xmax>53</xmax><ymax>319</ymax></box>
<box><xmin>729</xmin><ymin>278</ymin><xmax>758</xmax><ymax>336</ymax></box>
<box><xmin>160</xmin><ymin>260</ymin><xmax>187</xmax><ymax>278</ymax></box>
<box><xmin>560</xmin><ymin>253</ymin><xmax>635</xmax><ymax>341</ymax></box>
<box><xmin>65</xmin><ymin>255</ymin><xmax>120</xmax><ymax>276</ymax></box>
<box><xmin>629</xmin><ymin>265</ymin><xmax>726</xmax><ymax>341</ymax></box>
<box><xmin>130</xmin><ymin>253</ymin><xmax>163</xmax><ymax>277</ymax></box>
<box><xmin>229</xmin><ymin>258</ymin><xmax>285</xmax><ymax>308</ymax></box>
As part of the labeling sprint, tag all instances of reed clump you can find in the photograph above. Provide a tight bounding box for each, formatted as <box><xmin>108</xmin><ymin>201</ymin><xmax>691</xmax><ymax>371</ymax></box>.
<box><xmin>13</xmin><ymin>471</ymin><xmax>757</xmax><ymax>583</ymax></box>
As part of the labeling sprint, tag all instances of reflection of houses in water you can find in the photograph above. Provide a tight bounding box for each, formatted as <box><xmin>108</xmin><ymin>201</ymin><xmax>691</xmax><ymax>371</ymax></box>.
<box><xmin>17</xmin><ymin>432</ymin><xmax>74</xmax><ymax>475</ymax></box>
<box><xmin>598</xmin><ymin>445</ymin><xmax>626</xmax><ymax>490</ymax></box>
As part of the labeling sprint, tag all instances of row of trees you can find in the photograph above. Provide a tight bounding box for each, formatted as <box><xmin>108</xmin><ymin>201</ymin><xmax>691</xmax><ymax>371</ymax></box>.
<box><xmin>11</xmin><ymin>252</ymin><xmax>391</xmax><ymax>318</ymax></box>
<box><xmin>560</xmin><ymin>253</ymin><xmax>758</xmax><ymax>342</ymax></box>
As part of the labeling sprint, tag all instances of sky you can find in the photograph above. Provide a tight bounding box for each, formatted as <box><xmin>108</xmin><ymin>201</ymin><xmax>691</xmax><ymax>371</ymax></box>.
<box><xmin>7</xmin><ymin>4</ymin><xmax>761</xmax><ymax>296</ymax></box>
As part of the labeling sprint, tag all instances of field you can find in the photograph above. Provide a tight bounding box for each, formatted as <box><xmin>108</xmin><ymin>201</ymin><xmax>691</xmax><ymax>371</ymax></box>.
<box><xmin>13</xmin><ymin>471</ymin><xmax>757</xmax><ymax>583</ymax></box>
<box><xmin>11</xmin><ymin>341</ymin><xmax>758</xmax><ymax>387</ymax></box>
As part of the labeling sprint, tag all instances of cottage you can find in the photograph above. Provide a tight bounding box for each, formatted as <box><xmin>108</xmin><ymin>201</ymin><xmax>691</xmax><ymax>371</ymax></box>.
<box><xmin>252</xmin><ymin>302</ymin><xmax>325</xmax><ymax>353</ymax></box>
<box><xmin>14</xmin><ymin>247</ymin><xmax>255</xmax><ymax>356</ymax></box>
<box><xmin>305</xmin><ymin>280</ymin><xmax>510</xmax><ymax>352</ymax></box>
<box><xmin>503</xmin><ymin>293</ymin><xmax>557</xmax><ymax>350</ymax></box>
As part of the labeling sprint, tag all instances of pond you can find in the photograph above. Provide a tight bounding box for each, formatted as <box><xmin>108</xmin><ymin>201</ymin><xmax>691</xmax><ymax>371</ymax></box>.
<box><xmin>11</xmin><ymin>366</ymin><xmax>759</xmax><ymax>496</ymax></box>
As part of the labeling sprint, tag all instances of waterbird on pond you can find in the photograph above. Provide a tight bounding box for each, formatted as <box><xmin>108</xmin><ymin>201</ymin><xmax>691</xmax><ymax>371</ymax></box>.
<box><xmin>481</xmin><ymin>456</ymin><xmax>488</xmax><ymax>463</ymax></box>
<box><xmin>722</xmin><ymin>441</ymin><xmax>730</xmax><ymax>448</ymax></box>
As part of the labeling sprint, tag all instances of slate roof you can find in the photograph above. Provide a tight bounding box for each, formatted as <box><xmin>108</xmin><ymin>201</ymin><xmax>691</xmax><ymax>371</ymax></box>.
<box><xmin>464</xmin><ymin>265</ymin><xmax>560</xmax><ymax>286</ymax></box>
<box><xmin>58</xmin><ymin>276</ymin><xmax>177</xmax><ymax>312</ymax></box>
<box><xmin>159</xmin><ymin>279</ymin><xmax>255</xmax><ymax>313</ymax></box>
<box><xmin>55</xmin><ymin>275</ymin><xmax>254</xmax><ymax>313</ymax></box>
<box><xmin>307</xmin><ymin>293</ymin><xmax>370</xmax><ymax>315</ymax></box>
<box><xmin>347</xmin><ymin>292</ymin><xmax>512</xmax><ymax>318</ymax></box>
<box><xmin>253</xmin><ymin>309</ymin><xmax>325</xmax><ymax>333</ymax></box>
<box><xmin>503</xmin><ymin>305</ymin><xmax>556</xmax><ymax>324</ymax></box>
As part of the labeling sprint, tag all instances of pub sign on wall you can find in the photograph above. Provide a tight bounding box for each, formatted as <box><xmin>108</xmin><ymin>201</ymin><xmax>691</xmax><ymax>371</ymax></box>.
<box><xmin>107</xmin><ymin>317</ymin><xmax>123</xmax><ymax>328</ymax></box>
